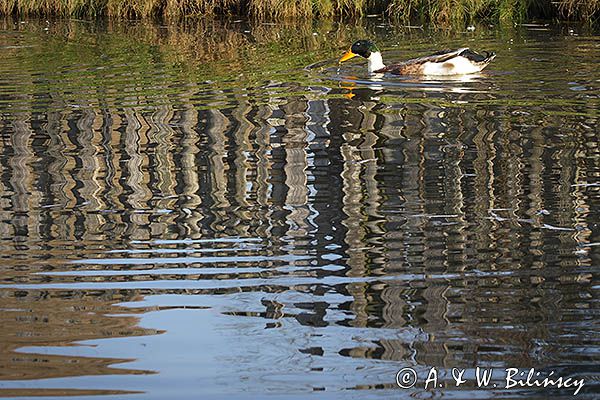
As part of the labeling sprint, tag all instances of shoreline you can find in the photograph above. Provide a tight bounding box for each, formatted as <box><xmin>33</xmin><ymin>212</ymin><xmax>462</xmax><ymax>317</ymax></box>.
<box><xmin>0</xmin><ymin>0</ymin><xmax>597</xmax><ymax>25</ymax></box>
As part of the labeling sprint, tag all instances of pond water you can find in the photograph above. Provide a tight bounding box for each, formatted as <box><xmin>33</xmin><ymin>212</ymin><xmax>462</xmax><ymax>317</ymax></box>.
<box><xmin>0</xmin><ymin>17</ymin><xmax>599</xmax><ymax>399</ymax></box>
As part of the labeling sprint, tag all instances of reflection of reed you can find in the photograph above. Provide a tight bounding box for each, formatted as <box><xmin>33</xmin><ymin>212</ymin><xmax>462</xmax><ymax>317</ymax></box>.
<box><xmin>178</xmin><ymin>97</ymin><xmax>203</xmax><ymax>236</ymax></box>
<box><xmin>282</xmin><ymin>99</ymin><xmax>310</xmax><ymax>238</ymax></box>
<box><xmin>328</xmin><ymin>81</ymin><xmax>598</xmax><ymax>368</ymax></box>
<box><xmin>340</xmin><ymin>100</ymin><xmax>377</xmax><ymax>278</ymax></box>
<box><xmin>8</xmin><ymin>118</ymin><xmax>39</xmax><ymax>245</ymax></box>
<box><xmin>2</xmin><ymin>81</ymin><xmax>597</xmax><ymax>370</ymax></box>
<box><xmin>206</xmin><ymin>108</ymin><xmax>230</xmax><ymax>221</ymax></box>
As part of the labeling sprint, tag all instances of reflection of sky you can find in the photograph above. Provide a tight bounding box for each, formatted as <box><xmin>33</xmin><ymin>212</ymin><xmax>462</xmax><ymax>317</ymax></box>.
<box><xmin>8</xmin><ymin>294</ymin><xmax>425</xmax><ymax>399</ymax></box>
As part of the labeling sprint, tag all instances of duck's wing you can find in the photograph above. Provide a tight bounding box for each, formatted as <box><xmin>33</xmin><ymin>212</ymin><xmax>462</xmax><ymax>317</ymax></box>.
<box><xmin>375</xmin><ymin>48</ymin><xmax>496</xmax><ymax>75</ymax></box>
<box><xmin>412</xmin><ymin>48</ymin><xmax>472</xmax><ymax>63</ymax></box>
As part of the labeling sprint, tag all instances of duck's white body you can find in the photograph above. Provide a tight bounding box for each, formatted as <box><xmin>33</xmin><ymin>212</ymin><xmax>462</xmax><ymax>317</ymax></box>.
<box><xmin>367</xmin><ymin>52</ymin><xmax>386</xmax><ymax>74</ymax></box>
<box><xmin>420</xmin><ymin>55</ymin><xmax>486</xmax><ymax>75</ymax></box>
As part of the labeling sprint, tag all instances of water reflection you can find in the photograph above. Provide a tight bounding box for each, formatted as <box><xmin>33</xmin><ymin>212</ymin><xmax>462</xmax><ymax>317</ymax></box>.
<box><xmin>0</xmin><ymin>17</ymin><xmax>599</xmax><ymax>399</ymax></box>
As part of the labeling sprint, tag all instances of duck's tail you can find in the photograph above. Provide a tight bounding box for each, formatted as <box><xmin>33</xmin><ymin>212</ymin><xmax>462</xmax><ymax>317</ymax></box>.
<box><xmin>462</xmin><ymin>49</ymin><xmax>496</xmax><ymax>66</ymax></box>
<box><xmin>482</xmin><ymin>51</ymin><xmax>497</xmax><ymax>64</ymax></box>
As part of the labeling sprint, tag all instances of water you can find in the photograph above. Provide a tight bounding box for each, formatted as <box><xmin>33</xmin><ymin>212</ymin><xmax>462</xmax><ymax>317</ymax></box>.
<box><xmin>0</xmin><ymin>17</ymin><xmax>599</xmax><ymax>399</ymax></box>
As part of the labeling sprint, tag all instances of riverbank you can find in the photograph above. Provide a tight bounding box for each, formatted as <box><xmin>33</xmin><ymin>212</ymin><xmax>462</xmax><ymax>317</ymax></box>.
<box><xmin>0</xmin><ymin>0</ymin><xmax>597</xmax><ymax>25</ymax></box>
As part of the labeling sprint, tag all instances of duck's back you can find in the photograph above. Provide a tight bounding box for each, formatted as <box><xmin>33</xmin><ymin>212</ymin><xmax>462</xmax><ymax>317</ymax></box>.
<box><xmin>376</xmin><ymin>48</ymin><xmax>496</xmax><ymax>76</ymax></box>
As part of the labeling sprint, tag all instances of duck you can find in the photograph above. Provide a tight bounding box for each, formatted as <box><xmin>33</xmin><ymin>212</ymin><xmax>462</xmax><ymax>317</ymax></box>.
<box><xmin>339</xmin><ymin>40</ymin><xmax>496</xmax><ymax>76</ymax></box>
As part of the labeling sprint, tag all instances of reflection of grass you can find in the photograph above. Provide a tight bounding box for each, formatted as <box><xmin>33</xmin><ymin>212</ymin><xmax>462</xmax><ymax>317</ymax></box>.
<box><xmin>2</xmin><ymin>18</ymin><xmax>597</xmax><ymax>119</ymax></box>
<box><xmin>0</xmin><ymin>0</ymin><xmax>598</xmax><ymax>23</ymax></box>
<box><xmin>0</xmin><ymin>19</ymin><xmax>371</xmax><ymax>113</ymax></box>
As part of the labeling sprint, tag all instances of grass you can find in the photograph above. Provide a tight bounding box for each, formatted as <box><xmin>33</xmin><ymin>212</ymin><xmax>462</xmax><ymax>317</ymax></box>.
<box><xmin>0</xmin><ymin>0</ymin><xmax>597</xmax><ymax>24</ymax></box>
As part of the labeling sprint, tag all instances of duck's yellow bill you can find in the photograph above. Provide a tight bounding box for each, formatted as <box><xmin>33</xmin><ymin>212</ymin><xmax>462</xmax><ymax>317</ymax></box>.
<box><xmin>339</xmin><ymin>50</ymin><xmax>357</xmax><ymax>63</ymax></box>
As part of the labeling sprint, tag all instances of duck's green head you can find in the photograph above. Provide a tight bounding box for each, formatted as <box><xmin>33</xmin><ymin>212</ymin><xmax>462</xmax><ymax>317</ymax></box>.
<box><xmin>340</xmin><ymin>40</ymin><xmax>380</xmax><ymax>63</ymax></box>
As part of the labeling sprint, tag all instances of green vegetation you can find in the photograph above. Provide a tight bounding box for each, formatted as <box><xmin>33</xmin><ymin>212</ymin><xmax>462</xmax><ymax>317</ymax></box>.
<box><xmin>0</xmin><ymin>0</ymin><xmax>597</xmax><ymax>24</ymax></box>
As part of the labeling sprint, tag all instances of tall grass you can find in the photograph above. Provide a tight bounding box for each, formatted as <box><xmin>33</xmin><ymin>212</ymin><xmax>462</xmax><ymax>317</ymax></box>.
<box><xmin>0</xmin><ymin>0</ymin><xmax>597</xmax><ymax>23</ymax></box>
<box><xmin>556</xmin><ymin>0</ymin><xmax>599</xmax><ymax>20</ymax></box>
<box><xmin>250</xmin><ymin>0</ymin><xmax>365</xmax><ymax>19</ymax></box>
